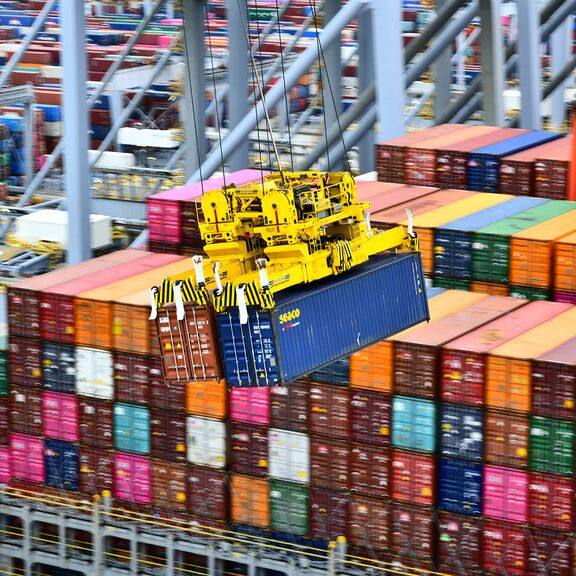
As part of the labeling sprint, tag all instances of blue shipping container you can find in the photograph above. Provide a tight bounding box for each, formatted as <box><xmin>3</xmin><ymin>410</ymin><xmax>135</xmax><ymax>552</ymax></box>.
<box><xmin>309</xmin><ymin>357</ymin><xmax>350</xmax><ymax>386</ymax></box>
<box><xmin>114</xmin><ymin>403</ymin><xmax>150</xmax><ymax>454</ymax></box>
<box><xmin>392</xmin><ymin>396</ymin><xmax>436</xmax><ymax>453</ymax></box>
<box><xmin>467</xmin><ymin>132</ymin><xmax>564</xmax><ymax>192</ymax></box>
<box><xmin>42</xmin><ymin>342</ymin><xmax>76</xmax><ymax>394</ymax></box>
<box><xmin>438</xmin><ymin>458</ymin><xmax>483</xmax><ymax>516</ymax></box>
<box><xmin>434</xmin><ymin>197</ymin><xmax>548</xmax><ymax>279</ymax></box>
<box><xmin>45</xmin><ymin>439</ymin><xmax>79</xmax><ymax>491</ymax></box>
<box><xmin>217</xmin><ymin>253</ymin><xmax>429</xmax><ymax>387</ymax></box>
<box><xmin>440</xmin><ymin>404</ymin><xmax>483</xmax><ymax>461</ymax></box>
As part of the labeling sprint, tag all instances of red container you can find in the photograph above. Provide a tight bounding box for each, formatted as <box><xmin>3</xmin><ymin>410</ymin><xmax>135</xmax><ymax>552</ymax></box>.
<box><xmin>309</xmin><ymin>488</ymin><xmax>350</xmax><ymax>541</ymax></box>
<box><xmin>113</xmin><ymin>353</ymin><xmax>150</xmax><ymax>405</ymax></box>
<box><xmin>150</xmin><ymin>409</ymin><xmax>187</xmax><ymax>463</ymax></box>
<box><xmin>79</xmin><ymin>447</ymin><xmax>114</xmax><ymax>495</ymax></box>
<box><xmin>309</xmin><ymin>383</ymin><xmax>349</xmax><ymax>439</ymax></box>
<box><xmin>270</xmin><ymin>378</ymin><xmax>309</xmax><ymax>433</ymax></box>
<box><xmin>532</xmin><ymin>337</ymin><xmax>576</xmax><ymax>420</ymax></box>
<box><xmin>350</xmin><ymin>444</ymin><xmax>391</xmax><ymax>499</ymax></box>
<box><xmin>9</xmin><ymin>386</ymin><xmax>42</xmax><ymax>436</ymax></box>
<box><xmin>187</xmin><ymin>465</ymin><xmax>228</xmax><ymax>520</ymax></box>
<box><xmin>350</xmin><ymin>389</ymin><xmax>391</xmax><ymax>446</ymax></box>
<box><xmin>483</xmin><ymin>519</ymin><xmax>527</xmax><ymax>576</ymax></box>
<box><xmin>527</xmin><ymin>527</ymin><xmax>572</xmax><ymax>576</ymax></box>
<box><xmin>437</xmin><ymin>511</ymin><xmax>482</xmax><ymax>573</ymax></box>
<box><xmin>8</xmin><ymin>336</ymin><xmax>42</xmax><ymax>388</ymax></box>
<box><xmin>151</xmin><ymin>460</ymin><xmax>187</xmax><ymax>512</ymax></box>
<box><xmin>391</xmin><ymin>503</ymin><xmax>434</xmax><ymax>563</ymax></box>
<box><xmin>534</xmin><ymin>139</ymin><xmax>571</xmax><ymax>199</ymax></box>
<box><xmin>441</xmin><ymin>301</ymin><xmax>571</xmax><ymax>405</ymax></box>
<box><xmin>485</xmin><ymin>410</ymin><xmax>530</xmax><ymax>468</ymax></box>
<box><xmin>79</xmin><ymin>398</ymin><xmax>114</xmax><ymax>449</ymax></box>
<box><xmin>391</xmin><ymin>450</ymin><xmax>435</xmax><ymax>506</ymax></box>
<box><xmin>528</xmin><ymin>472</ymin><xmax>573</xmax><ymax>531</ymax></box>
<box><xmin>148</xmin><ymin>356</ymin><xmax>185</xmax><ymax>411</ymax></box>
<box><xmin>0</xmin><ymin>399</ymin><xmax>9</xmax><ymax>446</ymax></box>
<box><xmin>310</xmin><ymin>436</ymin><xmax>349</xmax><ymax>491</ymax></box>
<box><xmin>349</xmin><ymin>496</ymin><xmax>391</xmax><ymax>552</ymax></box>
<box><xmin>230</xmin><ymin>423</ymin><xmax>269</xmax><ymax>478</ymax></box>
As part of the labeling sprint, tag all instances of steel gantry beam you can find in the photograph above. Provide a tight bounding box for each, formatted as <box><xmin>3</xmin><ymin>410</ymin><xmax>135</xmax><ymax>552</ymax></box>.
<box><xmin>357</xmin><ymin>8</ymin><xmax>375</xmax><ymax>173</ymax></box>
<box><xmin>550</xmin><ymin>11</ymin><xmax>572</xmax><ymax>128</ymax></box>
<box><xmin>435</xmin><ymin>0</ymin><xmax>453</xmax><ymax>117</ymax></box>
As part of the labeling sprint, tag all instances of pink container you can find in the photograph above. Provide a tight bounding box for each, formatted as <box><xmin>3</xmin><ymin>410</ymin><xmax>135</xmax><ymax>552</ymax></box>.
<box><xmin>484</xmin><ymin>465</ymin><xmax>529</xmax><ymax>523</ymax></box>
<box><xmin>43</xmin><ymin>392</ymin><xmax>79</xmax><ymax>442</ymax></box>
<box><xmin>114</xmin><ymin>452</ymin><xmax>152</xmax><ymax>505</ymax></box>
<box><xmin>553</xmin><ymin>292</ymin><xmax>576</xmax><ymax>304</ymax></box>
<box><xmin>158</xmin><ymin>35</ymin><xmax>175</xmax><ymax>48</ymax></box>
<box><xmin>0</xmin><ymin>446</ymin><xmax>11</xmax><ymax>483</ymax></box>
<box><xmin>10</xmin><ymin>433</ymin><xmax>44</xmax><ymax>483</ymax></box>
<box><xmin>229</xmin><ymin>388</ymin><xmax>270</xmax><ymax>425</ymax></box>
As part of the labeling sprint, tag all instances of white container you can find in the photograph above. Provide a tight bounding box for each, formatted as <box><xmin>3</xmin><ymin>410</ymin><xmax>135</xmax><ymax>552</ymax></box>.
<box><xmin>356</xmin><ymin>171</ymin><xmax>378</xmax><ymax>182</ymax></box>
<box><xmin>14</xmin><ymin>210</ymin><xmax>112</xmax><ymax>250</ymax></box>
<box><xmin>186</xmin><ymin>416</ymin><xmax>226</xmax><ymax>469</ymax></box>
<box><xmin>118</xmin><ymin>127</ymin><xmax>179</xmax><ymax>149</ymax></box>
<box><xmin>268</xmin><ymin>428</ymin><xmax>310</xmax><ymax>484</ymax></box>
<box><xmin>75</xmin><ymin>347</ymin><xmax>114</xmax><ymax>400</ymax></box>
<box><xmin>44</xmin><ymin>121</ymin><xmax>62</xmax><ymax>137</ymax></box>
<box><xmin>88</xmin><ymin>150</ymin><xmax>136</xmax><ymax>171</ymax></box>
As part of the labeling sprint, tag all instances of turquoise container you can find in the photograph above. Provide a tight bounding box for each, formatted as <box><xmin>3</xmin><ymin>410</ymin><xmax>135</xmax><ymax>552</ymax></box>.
<box><xmin>114</xmin><ymin>403</ymin><xmax>150</xmax><ymax>455</ymax></box>
<box><xmin>392</xmin><ymin>396</ymin><xmax>436</xmax><ymax>453</ymax></box>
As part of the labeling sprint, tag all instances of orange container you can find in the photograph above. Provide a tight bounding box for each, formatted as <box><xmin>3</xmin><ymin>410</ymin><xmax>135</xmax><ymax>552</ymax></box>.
<box><xmin>74</xmin><ymin>259</ymin><xmax>194</xmax><ymax>349</ymax></box>
<box><xmin>350</xmin><ymin>290</ymin><xmax>487</xmax><ymax>391</ymax></box>
<box><xmin>186</xmin><ymin>380</ymin><xmax>228</xmax><ymax>420</ymax></box>
<box><xmin>470</xmin><ymin>282</ymin><xmax>510</xmax><ymax>296</ymax></box>
<box><xmin>231</xmin><ymin>474</ymin><xmax>269</xmax><ymax>528</ymax></box>
<box><xmin>509</xmin><ymin>210</ymin><xmax>576</xmax><ymax>289</ymax></box>
<box><xmin>486</xmin><ymin>306</ymin><xmax>576</xmax><ymax>412</ymax></box>
<box><xmin>555</xmin><ymin>231</ymin><xmax>576</xmax><ymax>292</ymax></box>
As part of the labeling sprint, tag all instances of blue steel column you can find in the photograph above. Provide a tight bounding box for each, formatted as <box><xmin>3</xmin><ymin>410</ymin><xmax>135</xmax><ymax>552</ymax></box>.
<box><xmin>182</xmin><ymin>0</ymin><xmax>207</xmax><ymax>178</ymax></box>
<box><xmin>371</xmin><ymin>0</ymin><xmax>404</xmax><ymax>143</ymax></box>
<box><xmin>357</xmin><ymin>8</ymin><xmax>375</xmax><ymax>173</ymax></box>
<box><xmin>227</xmin><ymin>0</ymin><xmax>250</xmax><ymax>171</ymax></box>
<box><xmin>324</xmin><ymin>0</ymin><xmax>342</xmax><ymax>170</ymax></box>
<box><xmin>435</xmin><ymin>0</ymin><xmax>452</xmax><ymax>117</ymax></box>
<box><xmin>550</xmin><ymin>14</ymin><xmax>571</xmax><ymax>128</ymax></box>
<box><xmin>61</xmin><ymin>0</ymin><xmax>91</xmax><ymax>264</ymax></box>
<box><xmin>479</xmin><ymin>0</ymin><xmax>505</xmax><ymax>125</ymax></box>
<box><xmin>517</xmin><ymin>0</ymin><xmax>541</xmax><ymax>129</ymax></box>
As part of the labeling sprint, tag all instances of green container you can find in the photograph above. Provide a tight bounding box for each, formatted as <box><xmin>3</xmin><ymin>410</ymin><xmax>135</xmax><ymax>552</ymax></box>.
<box><xmin>509</xmin><ymin>286</ymin><xmax>550</xmax><ymax>301</ymax></box>
<box><xmin>530</xmin><ymin>416</ymin><xmax>574</xmax><ymax>476</ymax></box>
<box><xmin>471</xmin><ymin>201</ymin><xmax>576</xmax><ymax>283</ymax></box>
<box><xmin>433</xmin><ymin>278</ymin><xmax>470</xmax><ymax>291</ymax></box>
<box><xmin>270</xmin><ymin>480</ymin><xmax>309</xmax><ymax>536</ymax></box>
<box><xmin>248</xmin><ymin>7</ymin><xmax>276</xmax><ymax>21</ymax></box>
<box><xmin>0</xmin><ymin>351</ymin><xmax>6</xmax><ymax>396</ymax></box>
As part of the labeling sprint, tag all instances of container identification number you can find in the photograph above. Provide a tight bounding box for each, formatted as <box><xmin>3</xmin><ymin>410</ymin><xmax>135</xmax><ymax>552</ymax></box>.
<box><xmin>279</xmin><ymin>308</ymin><xmax>301</xmax><ymax>324</ymax></box>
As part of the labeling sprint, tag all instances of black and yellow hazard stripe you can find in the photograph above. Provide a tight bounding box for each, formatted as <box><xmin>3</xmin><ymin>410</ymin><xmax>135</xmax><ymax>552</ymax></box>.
<box><xmin>180</xmin><ymin>276</ymin><xmax>209</xmax><ymax>306</ymax></box>
<box><xmin>213</xmin><ymin>280</ymin><xmax>276</xmax><ymax>313</ymax></box>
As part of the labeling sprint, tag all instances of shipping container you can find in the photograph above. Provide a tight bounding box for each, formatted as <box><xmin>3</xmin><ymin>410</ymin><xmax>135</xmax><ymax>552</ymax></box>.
<box><xmin>349</xmin><ymin>496</ymin><xmax>391</xmax><ymax>552</ymax></box>
<box><xmin>78</xmin><ymin>397</ymin><xmax>113</xmax><ymax>449</ymax></box>
<box><xmin>440</xmin><ymin>404</ymin><xmax>483</xmax><ymax>461</ymax></box>
<box><xmin>470</xmin><ymin>200</ymin><xmax>576</xmax><ymax>283</ymax></box>
<box><xmin>0</xmin><ymin>398</ymin><xmax>8</xmax><ymax>445</ymax></box>
<box><xmin>438</xmin><ymin>458</ymin><xmax>482</xmax><ymax>516</ymax></box>
<box><xmin>532</xmin><ymin>336</ymin><xmax>576</xmax><ymax>420</ymax></box>
<box><xmin>10</xmin><ymin>433</ymin><xmax>44</xmax><ymax>483</ymax></box>
<box><xmin>434</xmin><ymin>196</ymin><xmax>547</xmax><ymax>280</ymax></box>
<box><xmin>485</xmin><ymin>410</ymin><xmax>530</xmax><ymax>468</ymax></box>
<box><xmin>148</xmin><ymin>356</ymin><xmax>185</xmax><ymax>412</ymax></box>
<box><xmin>270</xmin><ymin>378</ymin><xmax>308</xmax><ymax>432</ymax></box>
<box><xmin>555</xmin><ymin>231</ymin><xmax>576</xmax><ymax>293</ymax></box>
<box><xmin>79</xmin><ymin>447</ymin><xmax>114</xmax><ymax>495</ymax></box>
<box><xmin>391</xmin><ymin>503</ymin><xmax>434</xmax><ymax>563</ymax></box>
<box><xmin>114</xmin><ymin>452</ymin><xmax>151</xmax><ymax>505</ymax></box>
<box><xmin>534</xmin><ymin>137</ymin><xmax>572</xmax><ymax>199</ymax></box>
<box><xmin>44</xmin><ymin>439</ymin><xmax>79</xmax><ymax>491</ymax></box>
<box><xmin>150</xmin><ymin>408</ymin><xmax>187</xmax><ymax>462</ymax></box>
<box><xmin>186</xmin><ymin>415</ymin><xmax>226</xmax><ymax>469</ymax></box>
<box><xmin>229</xmin><ymin>387</ymin><xmax>270</xmax><ymax>425</ymax></box>
<box><xmin>309</xmin><ymin>488</ymin><xmax>350</xmax><ymax>541</ymax></box>
<box><xmin>469</xmin><ymin>281</ymin><xmax>510</xmax><ymax>296</ymax></box>
<box><xmin>113</xmin><ymin>353</ymin><xmax>150</xmax><ymax>405</ymax></box>
<box><xmin>528</xmin><ymin>471</ymin><xmax>573</xmax><ymax>531</ymax></box>
<box><xmin>187</xmin><ymin>465</ymin><xmax>228</xmax><ymax>520</ymax></box>
<box><xmin>186</xmin><ymin>379</ymin><xmax>227</xmax><ymax>420</ymax></box>
<box><xmin>231</xmin><ymin>474</ymin><xmax>269</xmax><ymax>528</ymax></box>
<box><xmin>349</xmin><ymin>389</ymin><xmax>391</xmax><ymax>446</ymax></box>
<box><xmin>483</xmin><ymin>518</ymin><xmax>527</xmax><ymax>576</ymax></box>
<box><xmin>0</xmin><ymin>446</ymin><xmax>11</xmax><ymax>484</ymax></box>
<box><xmin>75</xmin><ymin>347</ymin><xmax>114</xmax><ymax>400</ymax></box>
<box><xmin>43</xmin><ymin>391</ymin><xmax>78</xmax><ymax>442</ymax></box>
<box><xmin>151</xmin><ymin>460</ymin><xmax>187</xmax><ymax>512</ymax></box>
<box><xmin>483</xmin><ymin>465</ymin><xmax>529</xmax><ymax>523</ymax></box>
<box><xmin>42</xmin><ymin>342</ymin><xmax>76</xmax><ymax>393</ymax></box>
<box><xmin>114</xmin><ymin>403</ymin><xmax>150</xmax><ymax>455</ymax></box>
<box><xmin>309</xmin><ymin>383</ymin><xmax>349</xmax><ymax>439</ymax></box>
<box><xmin>216</xmin><ymin>253</ymin><xmax>430</xmax><ymax>386</ymax></box>
<box><xmin>437</xmin><ymin>511</ymin><xmax>482</xmax><ymax>573</ymax></box>
<box><xmin>391</xmin><ymin>449</ymin><xmax>435</xmax><ymax>506</ymax></box>
<box><xmin>230</xmin><ymin>422</ymin><xmax>269</xmax><ymax>478</ymax></box>
<box><xmin>308</xmin><ymin>357</ymin><xmax>350</xmax><ymax>386</ymax></box>
<box><xmin>527</xmin><ymin>527</ymin><xmax>572</xmax><ymax>576</ymax></box>
<box><xmin>441</xmin><ymin>301</ymin><xmax>572</xmax><ymax>406</ymax></box>
<box><xmin>350</xmin><ymin>443</ymin><xmax>391</xmax><ymax>499</ymax></box>
<box><xmin>392</xmin><ymin>396</ymin><xmax>436</xmax><ymax>453</ymax></box>
<box><xmin>310</xmin><ymin>436</ymin><xmax>349</xmax><ymax>491</ymax></box>
<box><xmin>529</xmin><ymin>416</ymin><xmax>574</xmax><ymax>476</ymax></box>
<box><xmin>269</xmin><ymin>479</ymin><xmax>309</xmax><ymax>536</ymax></box>
<box><xmin>9</xmin><ymin>386</ymin><xmax>42</xmax><ymax>436</ymax></box>
<box><xmin>9</xmin><ymin>336</ymin><xmax>42</xmax><ymax>388</ymax></box>
<box><xmin>359</xmin><ymin>183</ymin><xmax>440</xmax><ymax>216</ymax></box>
<box><xmin>0</xmin><ymin>352</ymin><xmax>7</xmax><ymax>397</ymax></box>
<box><xmin>268</xmin><ymin>428</ymin><xmax>309</xmax><ymax>484</ymax></box>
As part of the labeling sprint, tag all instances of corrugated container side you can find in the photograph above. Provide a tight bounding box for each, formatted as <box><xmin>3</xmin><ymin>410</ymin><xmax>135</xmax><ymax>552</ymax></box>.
<box><xmin>79</xmin><ymin>447</ymin><xmax>114</xmax><ymax>495</ymax></box>
<box><xmin>230</xmin><ymin>423</ymin><xmax>269</xmax><ymax>478</ymax></box>
<box><xmin>150</xmin><ymin>408</ymin><xmax>187</xmax><ymax>462</ymax></box>
<box><xmin>529</xmin><ymin>416</ymin><xmax>574</xmax><ymax>476</ymax></box>
<box><xmin>308</xmin><ymin>357</ymin><xmax>350</xmax><ymax>386</ymax></box>
<box><xmin>231</xmin><ymin>474</ymin><xmax>269</xmax><ymax>528</ymax></box>
<box><xmin>309</xmin><ymin>488</ymin><xmax>350</xmax><ymax>541</ymax></box>
<box><xmin>485</xmin><ymin>410</ymin><xmax>529</xmax><ymax>468</ymax></box>
<box><xmin>349</xmin><ymin>496</ymin><xmax>391</xmax><ymax>552</ymax></box>
<box><xmin>0</xmin><ymin>352</ymin><xmax>7</xmax><ymax>397</ymax></box>
<box><xmin>392</xmin><ymin>396</ymin><xmax>436</xmax><ymax>453</ymax></box>
<box><xmin>114</xmin><ymin>403</ymin><xmax>150</xmax><ymax>455</ymax></box>
<box><xmin>9</xmin><ymin>336</ymin><xmax>42</xmax><ymax>388</ymax></box>
<box><xmin>482</xmin><ymin>518</ymin><xmax>527</xmax><ymax>576</ymax></box>
<box><xmin>310</xmin><ymin>435</ymin><xmax>349</xmax><ymax>491</ymax></box>
<box><xmin>438</xmin><ymin>458</ymin><xmax>482</xmax><ymax>516</ymax></box>
<box><xmin>527</xmin><ymin>527</ymin><xmax>572</xmax><ymax>576</ymax></box>
<box><xmin>9</xmin><ymin>386</ymin><xmax>42</xmax><ymax>436</ymax></box>
<box><xmin>0</xmin><ymin>446</ymin><xmax>11</xmax><ymax>484</ymax></box>
<box><xmin>309</xmin><ymin>383</ymin><xmax>349</xmax><ymax>439</ymax></box>
<box><xmin>437</xmin><ymin>511</ymin><xmax>482</xmax><ymax>573</ymax></box>
<box><xmin>43</xmin><ymin>391</ymin><xmax>79</xmax><ymax>442</ymax></box>
<box><xmin>188</xmin><ymin>465</ymin><xmax>228</xmax><ymax>521</ymax></box>
<box><xmin>391</xmin><ymin>503</ymin><xmax>434</xmax><ymax>562</ymax></box>
<box><xmin>391</xmin><ymin>449</ymin><xmax>435</xmax><ymax>507</ymax></box>
<box><xmin>440</xmin><ymin>404</ymin><xmax>483</xmax><ymax>461</ymax></box>
<box><xmin>270</xmin><ymin>378</ymin><xmax>308</xmax><ymax>432</ymax></box>
<box><xmin>229</xmin><ymin>387</ymin><xmax>270</xmax><ymax>425</ymax></box>
<box><xmin>151</xmin><ymin>460</ymin><xmax>187</xmax><ymax>512</ymax></box>
<box><xmin>350</xmin><ymin>443</ymin><xmax>391</xmax><ymax>499</ymax></box>
<box><xmin>185</xmin><ymin>379</ymin><xmax>227</xmax><ymax>420</ymax></box>
<box><xmin>10</xmin><ymin>433</ymin><xmax>44</xmax><ymax>483</ymax></box>
<box><xmin>555</xmin><ymin>233</ymin><xmax>576</xmax><ymax>292</ymax></box>
<box><xmin>269</xmin><ymin>479</ymin><xmax>309</xmax><ymax>536</ymax></box>
<box><xmin>268</xmin><ymin>428</ymin><xmax>310</xmax><ymax>484</ymax></box>
<box><xmin>113</xmin><ymin>353</ymin><xmax>150</xmax><ymax>405</ymax></box>
<box><xmin>42</xmin><ymin>342</ymin><xmax>76</xmax><ymax>393</ymax></box>
<box><xmin>470</xmin><ymin>281</ymin><xmax>510</xmax><ymax>296</ymax></box>
<box><xmin>349</xmin><ymin>340</ymin><xmax>392</xmax><ymax>393</ymax></box>
<box><xmin>0</xmin><ymin>399</ymin><xmax>8</xmax><ymax>446</ymax></box>
<box><xmin>44</xmin><ymin>439</ymin><xmax>79</xmax><ymax>491</ymax></box>
<box><xmin>114</xmin><ymin>452</ymin><xmax>152</xmax><ymax>505</ymax></box>
<box><xmin>149</xmin><ymin>357</ymin><xmax>185</xmax><ymax>412</ymax></box>
<box><xmin>75</xmin><ymin>347</ymin><xmax>114</xmax><ymax>400</ymax></box>
<box><xmin>78</xmin><ymin>398</ymin><xmax>113</xmax><ymax>449</ymax></box>
<box><xmin>186</xmin><ymin>415</ymin><xmax>226</xmax><ymax>469</ymax></box>
<box><xmin>483</xmin><ymin>465</ymin><xmax>529</xmax><ymax>523</ymax></box>
<box><xmin>349</xmin><ymin>389</ymin><xmax>391</xmax><ymax>446</ymax></box>
<box><xmin>528</xmin><ymin>472</ymin><xmax>573</xmax><ymax>531</ymax></box>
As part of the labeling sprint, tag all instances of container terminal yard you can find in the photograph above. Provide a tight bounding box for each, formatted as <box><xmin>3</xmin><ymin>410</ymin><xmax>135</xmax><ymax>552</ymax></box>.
<box><xmin>0</xmin><ymin>0</ymin><xmax>576</xmax><ymax>575</ymax></box>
